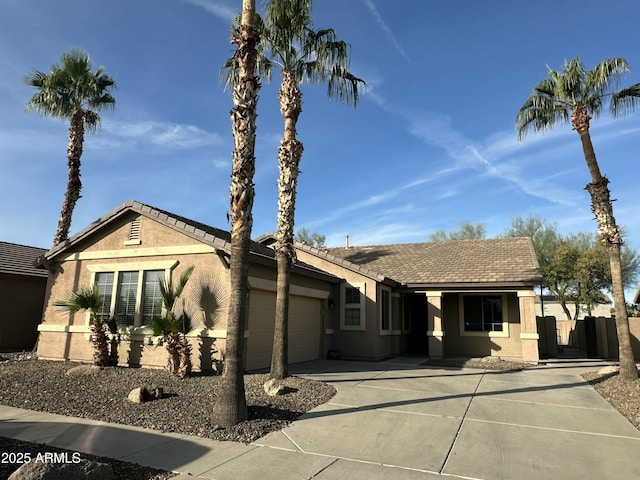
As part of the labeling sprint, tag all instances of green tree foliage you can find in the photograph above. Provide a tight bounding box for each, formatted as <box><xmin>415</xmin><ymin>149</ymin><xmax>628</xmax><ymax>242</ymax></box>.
<box><xmin>503</xmin><ymin>216</ymin><xmax>640</xmax><ymax>320</ymax></box>
<box><xmin>429</xmin><ymin>221</ymin><xmax>486</xmax><ymax>242</ymax></box>
<box><xmin>54</xmin><ymin>286</ymin><xmax>114</xmax><ymax>367</ymax></box>
<box><xmin>516</xmin><ymin>56</ymin><xmax>640</xmax><ymax>380</ymax></box>
<box><xmin>295</xmin><ymin>228</ymin><xmax>326</xmax><ymax>248</ymax></box>
<box><xmin>24</xmin><ymin>49</ymin><xmax>116</xmax><ymax>246</ymax></box>
<box><xmin>151</xmin><ymin>266</ymin><xmax>195</xmax><ymax>378</ymax></box>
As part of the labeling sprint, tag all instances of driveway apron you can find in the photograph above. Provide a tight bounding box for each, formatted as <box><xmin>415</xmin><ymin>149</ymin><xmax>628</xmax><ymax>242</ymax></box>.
<box><xmin>254</xmin><ymin>357</ymin><xmax>640</xmax><ymax>480</ymax></box>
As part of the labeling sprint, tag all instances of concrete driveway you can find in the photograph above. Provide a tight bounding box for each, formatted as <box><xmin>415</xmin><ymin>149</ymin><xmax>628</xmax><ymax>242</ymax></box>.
<box><xmin>1</xmin><ymin>356</ymin><xmax>638</xmax><ymax>479</ymax></box>
<box><xmin>251</xmin><ymin>356</ymin><xmax>640</xmax><ymax>480</ymax></box>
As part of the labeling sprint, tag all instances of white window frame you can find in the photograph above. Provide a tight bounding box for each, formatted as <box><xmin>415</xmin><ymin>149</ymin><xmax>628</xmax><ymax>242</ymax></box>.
<box><xmin>87</xmin><ymin>260</ymin><xmax>178</xmax><ymax>331</ymax></box>
<box><xmin>459</xmin><ymin>293</ymin><xmax>509</xmax><ymax>338</ymax></box>
<box><xmin>340</xmin><ymin>281</ymin><xmax>366</xmax><ymax>331</ymax></box>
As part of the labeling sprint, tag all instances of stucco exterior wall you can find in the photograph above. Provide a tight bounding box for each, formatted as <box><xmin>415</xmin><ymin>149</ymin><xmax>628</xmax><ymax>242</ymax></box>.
<box><xmin>37</xmin><ymin>214</ymin><xmax>232</xmax><ymax>370</ymax></box>
<box><xmin>442</xmin><ymin>293</ymin><xmax>525</xmax><ymax>361</ymax></box>
<box><xmin>296</xmin><ymin>249</ymin><xmax>384</xmax><ymax>360</ymax></box>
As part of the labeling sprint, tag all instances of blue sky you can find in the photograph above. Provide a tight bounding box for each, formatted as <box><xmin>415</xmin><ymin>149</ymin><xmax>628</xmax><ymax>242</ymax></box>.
<box><xmin>1</xmin><ymin>0</ymin><xmax>639</xmax><ymax>256</ymax></box>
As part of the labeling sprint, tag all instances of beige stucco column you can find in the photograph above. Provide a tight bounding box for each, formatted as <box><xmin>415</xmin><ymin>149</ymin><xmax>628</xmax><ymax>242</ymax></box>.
<box><xmin>518</xmin><ymin>290</ymin><xmax>539</xmax><ymax>364</ymax></box>
<box><xmin>426</xmin><ymin>291</ymin><xmax>444</xmax><ymax>359</ymax></box>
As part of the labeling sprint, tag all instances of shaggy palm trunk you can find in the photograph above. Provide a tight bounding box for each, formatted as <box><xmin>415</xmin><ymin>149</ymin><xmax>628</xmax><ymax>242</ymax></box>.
<box><xmin>573</xmin><ymin>107</ymin><xmax>638</xmax><ymax>380</ymax></box>
<box><xmin>177</xmin><ymin>336</ymin><xmax>193</xmax><ymax>379</ymax></box>
<box><xmin>53</xmin><ymin>109</ymin><xmax>84</xmax><ymax>246</ymax></box>
<box><xmin>109</xmin><ymin>337</ymin><xmax>119</xmax><ymax>367</ymax></box>
<box><xmin>90</xmin><ymin>313</ymin><xmax>110</xmax><ymax>367</ymax></box>
<box><xmin>271</xmin><ymin>70</ymin><xmax>304</xmax><ymax>381</ymax></box>
<box><xmin>166</xmin><ymin>332</ymin><xmax>181</xmax><ymax>375</ymax></box>
<box><xmin>212</xmin><ymin>0</ymin><xmax>260</xmax><ymax>427</ymax></box>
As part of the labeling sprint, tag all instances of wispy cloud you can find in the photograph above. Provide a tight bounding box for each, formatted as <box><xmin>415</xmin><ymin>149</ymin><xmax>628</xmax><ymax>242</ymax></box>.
<box><xmin>362</xmin><ymin>0</ymin><xmax>410</xmax><ymax>61</ymax></box>
<box><xmin>102</xmin><ymin>120</ymin><xmax>223</xmax><ymax>149</ymax></box>
<box><xmin>180</xmin><ymin>0</ymin><xmax>236</xmax><ymax>22</ymax></box>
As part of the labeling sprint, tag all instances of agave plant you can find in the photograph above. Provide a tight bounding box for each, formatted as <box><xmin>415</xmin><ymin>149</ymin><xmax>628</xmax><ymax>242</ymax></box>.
<box><xmin>55</xmin><ymin>286</ymin><xmax>113</xmax><ymax>367</ymax></box>
<box><xmin>150</xmin><ymin>266</ymin><xmax>195</xmax><ymax>378</ymax></box>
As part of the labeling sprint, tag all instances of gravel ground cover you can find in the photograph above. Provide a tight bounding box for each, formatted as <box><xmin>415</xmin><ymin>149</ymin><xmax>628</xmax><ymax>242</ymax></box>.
<box><xmin>1</xmin><ymin>353</ymin><xmax>638</xmax><ymax>479</ymax></box>
<box><xmin>0</xmin><ymin>353</ymin><xmax>335</xmax><ymax>479</ymax></box>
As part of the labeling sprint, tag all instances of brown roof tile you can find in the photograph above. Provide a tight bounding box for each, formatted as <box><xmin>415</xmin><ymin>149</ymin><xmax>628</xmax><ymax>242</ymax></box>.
<box><xmin>321</xmin><ymin>238</ymin><xmax>541</xmax><ymax>287</ymax></box>
<box><xmin>0</xmin><ymin>241</ymin><xmax>48</xmax><ymax>278</ymax></box>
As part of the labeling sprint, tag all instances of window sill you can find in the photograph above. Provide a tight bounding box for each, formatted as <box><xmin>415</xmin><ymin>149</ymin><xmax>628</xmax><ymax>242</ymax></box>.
<box><xmin>460</xmin><ymin>329</ymin><xmax>509</xmax><ymax>338</ymax></box>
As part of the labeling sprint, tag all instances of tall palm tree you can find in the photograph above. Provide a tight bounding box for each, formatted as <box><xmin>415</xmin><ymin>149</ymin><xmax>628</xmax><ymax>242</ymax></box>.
<box><xmin>223</xmin><ymin>0</ymin><xmax>365</xmax><ymax>380</ymax></box>
<box><xmin>151</xmin><ymin>266</ymin><xmax>195</xmax><ymax>378</ymax></box>
<box><xmin>54</xmin><ymin>286</ymin><xmax>112</xmax><ymax>367</ymax></box>
<box><xmin>211</xmin><ymin>0</ymin><xmax>260</xmax><ymax>428</ymax></box>
<box><xmin>24</xmin><ymin>49</ymin><xmax>116</xmax><ymax>246</ymax></box>
<box><xmin>516</xmin><ymin>57</ymin><xmax>640</xmax><ymax>380</ymax></box>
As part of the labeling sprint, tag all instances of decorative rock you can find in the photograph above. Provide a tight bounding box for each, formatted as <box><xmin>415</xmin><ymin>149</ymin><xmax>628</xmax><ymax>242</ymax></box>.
<box><xmin>65</xmin><ymin>365</ymin><xmax>101</xmax><ymax>376</ymax></box>
<box><xmin>598</xmin><ymin>365</ymin><xmax>620</xmax><ymax>375</ymax></box>
<box><xmin>127</xmin><ymin>386</ymin><xmax>164</xmax><ymax>403</ymax></box>
<box><xmin>263</xmin><ymin>378</ymin><xmax>285</xmax><ymax>397</ymax></box>
<box><xmin>8</xmin><ymin>458</ymin><xmax>115</xmax><ymax>480</ymax></box>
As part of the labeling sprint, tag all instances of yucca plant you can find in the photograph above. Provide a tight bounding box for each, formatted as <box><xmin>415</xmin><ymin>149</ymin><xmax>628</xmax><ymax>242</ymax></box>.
<box><xmin>55</xmin><ymin>286</ymin><xmax>112</xmax><ymax>367</ymax></box>
<box><xmin>150</xmin><ymin>266</ymin><xmax>195</xmax><ymax>378</ymax></box>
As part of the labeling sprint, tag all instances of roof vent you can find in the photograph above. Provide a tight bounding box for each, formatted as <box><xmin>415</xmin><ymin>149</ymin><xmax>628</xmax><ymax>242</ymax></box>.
<box><xmin>125</xmin><ymin>219</ymin><xmax>141</xmax><ymax>245</ymax></box>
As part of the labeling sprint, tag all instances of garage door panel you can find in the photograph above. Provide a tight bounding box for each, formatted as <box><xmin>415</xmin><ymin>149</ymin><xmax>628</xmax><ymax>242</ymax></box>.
<box><xmin>246</xmin><ymin>291</ymin><xmax>322</xmax><ymax>370</ymax></box>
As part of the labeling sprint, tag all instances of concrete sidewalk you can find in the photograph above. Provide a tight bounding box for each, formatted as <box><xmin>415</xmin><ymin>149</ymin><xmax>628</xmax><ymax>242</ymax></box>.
<box><xmin>1</xmin><ymin>356</ymin><xmax>639</xmax><ymax>479</ymax></box>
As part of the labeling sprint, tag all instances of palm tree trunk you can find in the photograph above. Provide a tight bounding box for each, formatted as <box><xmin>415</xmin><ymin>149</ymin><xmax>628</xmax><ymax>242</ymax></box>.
<box><xmin>90</xmin><ymin>313</ymin><xmax>110</xmax><ymax>367</ymax></box>
<box><xmin>574</xmin><ymin>114</ymin><xmax>638</xmax><ymax>380</ymax></box>
<box><xmin>53</xmin><ymin>109</ymin><xmax>84</xmax><ymax>246</ymax></box>
<box><xmin>271</xmin><ymin>70</ymin><xmax>304</xmax><ymax>380</ymax></box>
<box><xmin>211</xmin><ymin>0</ymin><xmax>259</xmax><ymax>427</ymax></box>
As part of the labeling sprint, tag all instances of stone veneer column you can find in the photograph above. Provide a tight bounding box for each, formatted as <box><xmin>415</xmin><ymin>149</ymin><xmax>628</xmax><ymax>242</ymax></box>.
<box><xmin>518</xmin><ymin>290</ymin><xmax>539</xmax><ymax>364</ymax></box>
<box><xmin>426</xmin><ymin>292</ymin><xmax>444</xmax><ymax>359</ymax></box>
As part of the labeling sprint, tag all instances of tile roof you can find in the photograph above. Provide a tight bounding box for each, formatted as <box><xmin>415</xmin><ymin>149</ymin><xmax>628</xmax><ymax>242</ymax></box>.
<box><xmin>312</xmin><ymin>238</ymin><xmax>541</xmax><ymax>287</ymax></box>
<box><xmin>44</xmin><ymin>201</ymin><xmax>337</xmax><ymax>282</ymax></box>
<box><xmin>0</xmin><ymin>241</ymin><xmax>48</xmax><ymax>278</ymax></box>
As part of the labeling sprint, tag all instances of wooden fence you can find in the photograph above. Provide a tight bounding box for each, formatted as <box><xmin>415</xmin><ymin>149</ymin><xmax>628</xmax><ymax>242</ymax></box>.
<box><xmin>548</xmin><ymin>316</ymin><xmax>640</xmax><ymax>360</ymax></box>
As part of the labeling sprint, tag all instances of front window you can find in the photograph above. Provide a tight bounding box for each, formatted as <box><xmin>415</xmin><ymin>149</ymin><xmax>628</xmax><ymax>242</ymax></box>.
<box><xmin>90</xmin><ymin>264</ymin><xmax>173</xmax><ymax>328</ymax></box>
<box><xmin>460</xmin><ymin>294</ymin><xmax>509</xmax><ymax>337</ymax></box>
<box><xmin>116</xmin><ymin>271</ymin><xmax>139</xmax><ymax>326</ymax></box>
<box><xmin>380</xmin><ymin>288</ymin><xmax>401</xmax><ymax>334</ymax></box>
<box><xmin>341</xmin><ymin>282</ymin><xmax>365</xmax><ymax>330</ymax></box>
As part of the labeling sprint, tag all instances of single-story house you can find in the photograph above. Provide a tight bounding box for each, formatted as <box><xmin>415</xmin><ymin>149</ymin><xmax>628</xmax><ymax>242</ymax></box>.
<box><xmin>0</xmin><ymin>241</ymin><xmax>48</xmax><ymax>351</ymax></box>
<box><xmin>36</xmin><ymin>201</ymin><xmax>338</xmax><ymax>371</ymax></box>
<box><xmin>292</xmin><ymin>238</ymin><xmax>542</xmax><ymax>364</ymax></box>
<box><xmin>36</xmin><ymin>200</ymin><xmax>542</xmax><ymax>370</ymax></box>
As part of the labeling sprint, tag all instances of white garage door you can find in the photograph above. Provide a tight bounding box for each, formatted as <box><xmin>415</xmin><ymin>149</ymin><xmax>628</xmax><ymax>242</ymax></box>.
<box><xmin>246</xmin><ymin>291</ymin><xmax>322</xmax><ymax>371</ymax></box>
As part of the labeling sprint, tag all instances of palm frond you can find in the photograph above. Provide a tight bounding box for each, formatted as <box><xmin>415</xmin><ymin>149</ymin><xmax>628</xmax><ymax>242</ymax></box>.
<box><xmin>610</xmin><ymin>83</ymin><xmax>640</xmax><ymax>117</ymax></box>
<box><xmin>54</xmin><ymin>285</ymin><xmax>103</xmax><ymax>313</ymax></box>
<box><xmin>24</xmin><ymin>49</ymin><xmax>116</xmax><ymax>129</ymax></box>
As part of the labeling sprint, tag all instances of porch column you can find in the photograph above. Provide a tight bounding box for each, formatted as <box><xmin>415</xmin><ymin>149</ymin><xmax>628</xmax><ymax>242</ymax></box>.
<box><xmin>426</xmin><ymin>292</ymin><xmax>444</xmax><ymax>359</ymax></box>
<box><xmin>518</xmin><ymin>290</ymin><xmax>539</xmax><ymax>364</ymax></box>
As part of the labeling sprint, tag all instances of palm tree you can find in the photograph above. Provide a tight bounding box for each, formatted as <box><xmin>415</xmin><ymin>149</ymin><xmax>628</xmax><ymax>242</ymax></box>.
<box><xmin>151</xmin><ymin>266</ymin><xmax>195</xmax><ymax>378</ymax></box>
<box><xmin>54</xmin><ymin>286</ymin><xmax>112</xmax><ymax>367</ymax></box>
<box><xmin>223</xmin><ymin>0</ymin><xmax>365</xmax><ymax>380</ymax></box>
<box><xmin>516</xmin><ymin>56</ymin><xmax>640</xmax><ymax>380</ymax></box>
<box><xmin>24</xmin><ymin>49</ymin><xmax>116</xmax><ymax>246</ymax></box>
<box><xmin>211</xmin><ymin>0</ymin><xmax>260</xmax><ymax>428</ymax></box>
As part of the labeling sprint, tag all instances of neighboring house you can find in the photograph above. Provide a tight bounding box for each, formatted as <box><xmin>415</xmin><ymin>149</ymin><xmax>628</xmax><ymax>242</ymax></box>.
<box><xmin>36</xmin><ymin>201</ymin><xmax>338</xmax><ymax>371</ymax></box>
<box><xmin>36</xmin><ymin>200</ymin><xmax>543</xmax><ymax>370</ymax></box>
<box><xmin>536</xmin><ymin>295</ymin><xmax>612</xmax><ymax>320</ymax></box>
<box><xmin>293</xmin><ymin>239</ymin><xmax>542</xmax><ymax>364</ymax></box>
<box><xmin>0</xmin><ymin>241</ymin><xmax>48</xmax><ymax>351</ymax></box>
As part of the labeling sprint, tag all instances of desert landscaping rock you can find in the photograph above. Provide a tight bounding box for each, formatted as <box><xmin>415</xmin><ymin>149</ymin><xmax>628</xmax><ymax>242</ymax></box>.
<box><xmin>8</xmin><ymin>458</ymin><xmax>116</xmax><ymax>480</ymax></box>
<box><xmin>263</xmin><ymin>378</ymin><xmax>286</xmax><ymax>396</ymax></box>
